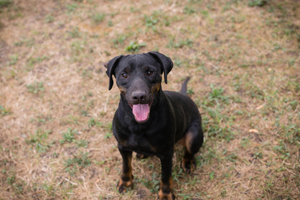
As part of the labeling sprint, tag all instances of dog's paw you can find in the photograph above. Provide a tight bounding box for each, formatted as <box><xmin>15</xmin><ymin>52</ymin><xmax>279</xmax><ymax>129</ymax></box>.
<box><xmin>136</xmin><ymin>153</ymin><xmax>149</xmax><ymax>159</ymax></box>
<box><xmin>180</xmin><ymin>159</ymin><xmax>196</xmax><ymax>173</ymax></box>
<box><xmin>157</xmin><ymin>191</ymin><xmax>175</xmax><ymax>200</ymax></box>
<box><xmin>117</xmin><ymin>177</ymin><xmax>134</xmax><ymax>193</ymax></box>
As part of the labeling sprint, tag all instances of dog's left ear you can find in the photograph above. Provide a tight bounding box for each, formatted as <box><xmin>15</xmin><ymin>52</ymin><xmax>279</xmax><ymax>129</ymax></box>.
<box><xmin>148</xmin><ymin>51</ymin><xmax>173</xmax><ymax>84</ymax></box>
<box><xmin>103</xmin><ymin>55</ymin><xmax>124</xmax><ymax>90</ymax></box>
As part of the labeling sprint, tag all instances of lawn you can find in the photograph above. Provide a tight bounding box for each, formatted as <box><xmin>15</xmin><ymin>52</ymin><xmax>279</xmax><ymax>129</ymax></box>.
<box><xmin>0</xmin><ymin>0</ymin><xmax>299</xmax><ymax>199</ymax></box>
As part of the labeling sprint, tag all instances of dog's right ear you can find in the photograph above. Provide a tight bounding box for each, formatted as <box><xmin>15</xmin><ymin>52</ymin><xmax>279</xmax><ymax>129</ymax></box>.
<box><xmin>103</xmin><ymin>55</ymin><xmax>123</xmax><ymax>90</ymax></box>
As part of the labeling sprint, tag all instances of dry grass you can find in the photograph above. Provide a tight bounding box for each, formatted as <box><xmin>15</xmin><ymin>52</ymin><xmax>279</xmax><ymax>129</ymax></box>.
<box><xmin>0</xmin><ymin>0</ymin><xmax>299</xmax><ymax>199</ymax></box>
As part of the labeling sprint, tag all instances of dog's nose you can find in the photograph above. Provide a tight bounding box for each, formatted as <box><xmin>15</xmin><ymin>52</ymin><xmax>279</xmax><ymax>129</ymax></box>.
<box><xmin>131</xmin><ymin>91</ymin><xmax>146</xmax><ymax>103</ymax></box>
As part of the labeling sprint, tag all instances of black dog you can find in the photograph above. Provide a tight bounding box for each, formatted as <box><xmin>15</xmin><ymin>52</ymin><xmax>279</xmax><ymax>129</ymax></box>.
<box><xmin>104</xmin><ymin>52</ymin><xmax>203</xmax><ymax>200</ymax></box>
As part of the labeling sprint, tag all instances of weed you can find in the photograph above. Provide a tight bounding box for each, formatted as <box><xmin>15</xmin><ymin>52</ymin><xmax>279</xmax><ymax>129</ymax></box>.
<box><xmin>26</xmin><ymin>129</ymin><xmax>52</xmax><ymax>153</ymax></box>
<box><xmin>0</xmin><ymin>105</ymin><xmax>11</xmax><ymax>116</ymax></box>
<box><xmin>253</xmin><ymin>151</ymin><xmax>263</xmax><ymax>159</ymax></box>
<box><xmin>187</xmin><ymin>88</ymin><xmax>195</xmax><ymax>96</ymax></box>
<box><xmin>144</xmin><ymin>14</ymin><xmax>158</xmax><ymax>31</ymax></box>
<box><xmin>241</xmin><ymin>137</ymin><xmax>251</xmax><ymax>148</ymax></box>
<box><xmin>42</xmin><ymin>183</ymin><xmax>55</xmax><ymax>196</ymax></box>
<box><xmin>60</xmin><ymin>128</ymin><xmax>77</xmax><ymax>144</ymax></box>
<box><xmin>0</xmin><ymin>0</ymin><xmax>12</xmax><ymax>8</ymax></box>
<box><xmin>64</xmin><ymin>152</ymin><xmax>91</xmax><ymax>176</ymax></box>
<box><xmin>177</xmin><ymin>193</ymin><xmax>193</xmax><ymax>200</ymax></box>
<box><xmin>183</xmin><ymin>6</ymin><xmax>197</xmax><ymax>14</ymax></box>
<box><xmin>140</xmin><ymin>172</ymin><xmax>160</xmax><ymax>193</ymax></box>
<box><xmin>225</xmin><ymin>153</ymin><xmax>238</xmax><ymax>162</ymax></box>
<box><xmin>104</xmin><ymin>132</ymin><xmax>112</xmax><ymax>139</ymax></box>
<box><xmin>167</xmin><ymin>38</ymin><xmax>193</xmax><ymax>49</ymax></box>
<box><xmin>248</xmin><ymin>0</ymin><xmax>267</xmax><ymax>7</ymax></box>
<box><xmin>108</xmin><ymin>20</ymin><xmax>113</xmax><ymax>27</ymax></box>
<box><xmin>26</xmin><ymin>56</ymin><xmax>48</xmax><ymax>69</ymax></box>
<box><xmin>125</xmin><ymin>41</ymin><xmax>146</xmax><ymax>53</ymax></box>
<box><xmin>71</xmin><ymin>40</ymin><xmax>86</xmax><ymax>58</ymax></box>
<box><xmin>88</xmin><ymin>117</ymin><xmax>101</xmax><ymax>128</ymax></box>
<box><xmin>68</xmin><ymin>27</ymin><xmax>80</xmax><ymax>38</ymax></box>
<box><xmin>173</xmin><ymin>59</ymin><xmax>182</xmax><ymax>68</ymax></box>
<box><xmin>202</xmin><ymin>106</ymin><xmax>234</xmax><ymax>141</ymax></box>
<box><xmin>92</xmin><ymin>13</ymin><xmax>105</xmax><ymax>24</ymax></box>
<box><xmin>75</xmin><ymin>139</ymin><xmax>88</xmax><ymax>148</ymax></box>
<box><xmin>273</xmin><ymin>140</ymin><xmax>291</xmax><ymax>160</ymax></box>
<box><xmin>209</xmin><ymin>171</ymin><xmax>215</xmax><ymax>180</ymax></box>
<box><xmin>6</xmin><ymin>174</ymin><xmax>15</xmax><ymax>185</ymax></box>
<box><xmin>204</xmin><ymin>84</ymin><xmax>230</xmax><ymax>106</ymax></box>
<box><xmin>8</xmin><ymin>54</ymin><xmax>18</xmax><ymax>65</ymax></box>
<box><xmin>66</xmin><ymin>3</ymin><xmax>78</xmax><ymax>13</ymax></box>
<box><xmin>26</xmin><ymin>82</ymin><xmax>45</xmax><ymax>94</ymax></box>
<box><xmin>44</xmin><ymin>14</ymin><xmax>54</xmax><ymax>23</ymax></box>
<box><xmin>112</xmin><ymin>35</ymin><xmax>127</xmax><ymax>48</ymax></box>
<box><xmin>31</xmin><ymin>115</ymin><xmax>52</xmax><ymax>125</ymax></box>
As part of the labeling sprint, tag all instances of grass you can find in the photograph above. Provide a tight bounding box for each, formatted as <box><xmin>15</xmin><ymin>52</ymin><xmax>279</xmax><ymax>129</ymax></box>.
<box><xmin>125</xmin><ymin>41</ymin><xmax>146</xmax><ymax>53</ymax></box>
<box><xmin>0</xmin><ymin>0</ymin><xmax>12</xmax><ymax>8</ymax></box>
<box><xmin>26</xmin><ymin>81</ymin><xmax>45</xmax><ymax>94</ymax></box>
<box><xmin>0</xmin><ymin>0</ymin><xmax>299</xmax><ymax>199</ymax></box>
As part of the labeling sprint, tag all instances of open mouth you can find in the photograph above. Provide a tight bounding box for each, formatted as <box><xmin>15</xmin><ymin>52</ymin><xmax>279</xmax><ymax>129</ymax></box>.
<box><xmin>129</xmin><ymin>102</ymin><xmax>152</xmax><ymax>123</ymax></box>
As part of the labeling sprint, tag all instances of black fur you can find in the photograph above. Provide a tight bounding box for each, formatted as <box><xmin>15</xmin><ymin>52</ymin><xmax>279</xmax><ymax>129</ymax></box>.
<box><xmin>104</xmin><ymin>51</ymin><xmax>203</xmax><ymax>199</ymax></box>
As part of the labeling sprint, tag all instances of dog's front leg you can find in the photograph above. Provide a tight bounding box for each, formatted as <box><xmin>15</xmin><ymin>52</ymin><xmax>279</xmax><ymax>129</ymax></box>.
<box><xmin>157</xmin><ymin>152</ymin><xmax>175</xmax><ymax>200</ymax></box>
<box><xmin>117</xmin><ymin>144</ymin><xmax>133</xmax><ymax>193</ymax></box>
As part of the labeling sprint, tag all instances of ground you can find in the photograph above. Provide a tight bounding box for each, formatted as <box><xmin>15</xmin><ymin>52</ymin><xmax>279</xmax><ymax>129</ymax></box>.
<box><xmin>0</xmin><ymin>0</ymin><xmax>299</xmax><ymax>199</ymax></box>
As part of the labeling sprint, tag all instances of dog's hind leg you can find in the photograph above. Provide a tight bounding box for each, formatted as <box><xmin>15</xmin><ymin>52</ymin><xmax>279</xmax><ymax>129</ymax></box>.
<box><xmin>181</xmin><ymin>120</ymin><xmax>203</xmax><ymax>173</ymax></box>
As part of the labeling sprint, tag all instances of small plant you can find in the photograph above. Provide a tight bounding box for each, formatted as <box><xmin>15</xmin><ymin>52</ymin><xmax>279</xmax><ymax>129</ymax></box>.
<box><xmin>75</xmin><ymin>139</ymin><xmax>88</xmax><ymax>148</ymax></box>
<box><xmin>253</xmin><ymin>151</ymin><xmax>263</xmax><ymax>159</ymax></box>
<box><xmin>207</xmin><ymin>84</ymin><xmax>229</xmax><ymax>105</ymax></box>
<box><xmin>88</xmin><ymin>117</ymin><xmax>101</xmax><ymax>128</ymax></box>
<box><xmin>0</xmin><ymin>105</ymin><xmax>11</xmax><ymax>116</ymax></box>
<box><xmin>248</xmin><ymin>0</ymin><xmax>267</xmax><ymax>7</ymax></box>
<box><xmin>66</xmin><ymin>3</ymin><xmax>78</xmax><ymax>12</ymax></box>
<box><xmin>125</xmin><ymin>41</ymin><xmax>146</xmax><ymax>53</ymax></box>
<box><xmin>64</xmin><ymin>152</ymin><xmax>91</xmax><ymax>175</ymax></box>
<box><xmin>44</xmin><ymin>14</ymin><xmax>54</xmax><ymax>23</ymax></box>
<box><xmin>92</xmin><ymin>13</ymin><xmax>105</xmax><ymax>24</ymax></box>
<box><xmin>26</xmin><ymin>82</ymin><xmax>45</xmax><ymax>94</ymax></box>
<box><xmin>8</xmin><ymin>54</ymin><xmax>18</xmax><ymax>65</ymax></box>
<box><xmin>26</xmin><ymin>56</ymin><xmax>48</xmax><ymax>69</ymax></box>
<box><xmin>71</xmin><ymin>40</ymin><xmax>85</xmax><ymax>57</ymax></box>
<box><xmin>0</xmin><ymin>0</ymin><xmax>13</xmax><ymax>8</ymax></box>
<box><xmin>144</xmin><ymin>14</ymin><xmax>158</xmax><ymax>31</ymax></box>
<box><xmin>167</xmin><ymin>38</ymin><xmax>193</xmax><ymax>49</ymax></box>
<box><xmin>26</xmin><ymin>129</ymin><xmax>52</xmax><ymax>153</ymax></box>
<box><xmin>187</xmin><ymin>88</ymin><xmax>195</xmax><ymax>96</ymax></box>
<box><xmin>183</xmin><ymin>6</ymin><xmax>197</xmax><ymax>14</ymax></box>
<box><xmin>68</xmin><ymin>27</ymin><xmax>80</xmax><ymax>38</ymax></box>
<box><xmin>60</xmin><ymin>128</ymin><xmax>77</xmax><ymax>144</ymax></box>
<box><xmin>112</xmin><ymin>35</ymin><xmax>127</xmax><ymax>48</ymax></box>
<box><xmin>104</xmin><ymin>132</ymin><xmax>112</xmax><ymax>139</ymax></box>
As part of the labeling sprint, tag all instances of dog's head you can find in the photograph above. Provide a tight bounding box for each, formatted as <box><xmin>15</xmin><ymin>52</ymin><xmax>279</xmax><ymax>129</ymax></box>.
<box><xmin>104</xmin><ymin>51</ymin><xmax>173</xmax><ymax>123</ymax></box>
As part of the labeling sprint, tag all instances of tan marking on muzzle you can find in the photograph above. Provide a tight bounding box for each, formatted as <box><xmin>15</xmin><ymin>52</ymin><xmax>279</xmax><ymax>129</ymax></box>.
<box><xmin>151</xmin><ymin>83</ymin><xmax>161</xmax><ymax>94</ymax></box>
<box><xmin>118</xmin><ymin>86</ymin><xmax>127</xmax><ymax>96</ymax></box>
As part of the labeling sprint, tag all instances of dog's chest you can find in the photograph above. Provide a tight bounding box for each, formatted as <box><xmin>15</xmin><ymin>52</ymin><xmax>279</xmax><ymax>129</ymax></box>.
<box><xmin>121</xmin><ymin>132</ymin><xmax>156</xmax><ymax>154</ymax></box>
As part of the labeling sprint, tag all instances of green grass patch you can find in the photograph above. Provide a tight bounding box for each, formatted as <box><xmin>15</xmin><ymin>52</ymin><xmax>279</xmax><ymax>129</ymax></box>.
<box><xmin>26</xmin><ymin>129</ymin><xmax>53</xmax><ymax>153</ymax></box>
<box><xmin>64</xmin><ymin>152</ymin><xmax>91</xmax><ymax>176</ymax></box>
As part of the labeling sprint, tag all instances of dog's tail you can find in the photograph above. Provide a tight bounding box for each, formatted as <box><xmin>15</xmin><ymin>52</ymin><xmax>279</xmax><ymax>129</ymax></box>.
<box><xmin>180</xmin><ymin>77</ymin><xmax>191</xmax><ymax>95</ymax></box>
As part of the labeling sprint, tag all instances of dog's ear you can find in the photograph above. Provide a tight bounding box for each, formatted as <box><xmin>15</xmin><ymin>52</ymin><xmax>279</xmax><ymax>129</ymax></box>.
<box><xmin>104</xmin><ymin>55</ymin><xmax>123</xmax><ymax>90</ymax></box>
<box><xmin>148</xmin><ymin>51</ymin><xmax>173</xmax><ymax>84</ymax></box>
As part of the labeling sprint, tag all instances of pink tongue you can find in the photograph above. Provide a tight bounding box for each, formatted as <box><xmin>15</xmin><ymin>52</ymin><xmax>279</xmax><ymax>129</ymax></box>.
<box><xmin>132</xmin><ymin>104</ymin><xmax>150</xmax><ymax>122</ymax></box>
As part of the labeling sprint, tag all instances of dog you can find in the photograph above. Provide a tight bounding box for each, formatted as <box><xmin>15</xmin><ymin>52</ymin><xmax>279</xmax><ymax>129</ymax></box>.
<box><xmin>104</xmin><ymin>51</ymin><xmax>203</xmax><ymax>200</ymax></box>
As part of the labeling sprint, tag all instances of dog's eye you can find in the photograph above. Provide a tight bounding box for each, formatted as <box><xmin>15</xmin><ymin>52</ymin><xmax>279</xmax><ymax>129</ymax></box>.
<box><xmin>121</xmin><ymin>73</ymin><xmax>128</xmax><ymax>78</ymax></box>
<box><xmin>147</xmin><ymin>70</ymin><xmax>153</xmax><ymax>76</ymax></box>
